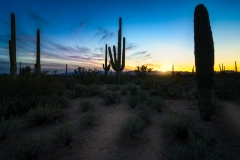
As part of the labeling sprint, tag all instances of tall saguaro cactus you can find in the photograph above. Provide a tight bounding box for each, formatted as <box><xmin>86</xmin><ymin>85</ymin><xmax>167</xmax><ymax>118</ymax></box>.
<box><xmin>9</xmin><ymin>13</ymin><xmax>17</xmax><ymax>79</ymax></box>
<box><xmin>35</xmin><ymin>29</ymin><xmax>41</xmax><ymax>77</ymax></box>
<box><xmin>102</xmin><ymin>44</ymin><xmax>110</xmax><ymax>76</ymax></box>
<box><xmin>108</xmin><ymin>17</ymin><xmax>125</xmax><ymax>85</ymax></box>
<box><xmin>66</xmin><ymin>64</ymin><xmax>67</xmax><ymax>78</ymax></box>
<box><xmin>235</xmin><ymin>61</ymin><xmax>237</xmax><ymax>72</ymax></box>
<box><xmin>194</xmin><ymin>4</ymin><xmax>214</xmax><ymax>121</ymax></box>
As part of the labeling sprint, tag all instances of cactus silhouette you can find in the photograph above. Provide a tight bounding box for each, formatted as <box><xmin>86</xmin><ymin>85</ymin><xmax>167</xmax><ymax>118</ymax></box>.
<box><xmin>235</xmin><ymin>61</ymin><xmax>237</xmax><ymax>72</ymax></box>
<box><xmin>194</xmin><ymin>4</ymin><xmax>214</xmax><ymax>121</ymax></box>
<box><xmin>66</xmin><ymin>64</ymin><xmax>67</xmax><ymax>78</ymax></box>
<box><xmin>35</xmin><ymin>29</ymin><xmax>41</xmax><ymax>77</ymax></box>
<box><xmin>108</xmin><ymin>17</ymin><xmax>125</xmax><ymax>84</ymax></box>
<box><xmin>9</xmin><ymin>13</ymin><xmax>17</xmax><ymax>79</ymax></box>
<box><xmin>102</xmin><ymin>44</ymin><xmax>110</xmax><ymax>76</ymax></box>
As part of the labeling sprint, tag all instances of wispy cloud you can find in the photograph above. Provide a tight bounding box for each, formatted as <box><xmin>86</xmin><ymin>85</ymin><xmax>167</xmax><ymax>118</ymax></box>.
<box><xmin>94</xmin><ymin>47</ymin><xmax>103</xmax><ymax>53</ymax></box>
<box><xmin>28</xmin><ymin>8</ymin><xmax>51</xmax><ymax>25</ymax></box>
<box><xmin>128</xmin><ymin>51</ymin><xmax>147</xmax><ymax>57</ymax></box>
<box><xmin>94</xmin><ymin>27</ymin><xmax>115</xmax><ymax>42</ymax></box>
<box><xmin>126</xmin><ymin>42</ymin><xmax>135</xmax><ymax>51</ymax></box>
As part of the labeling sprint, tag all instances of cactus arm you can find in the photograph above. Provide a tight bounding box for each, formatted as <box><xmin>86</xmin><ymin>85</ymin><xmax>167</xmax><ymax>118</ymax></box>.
<box><xmin>108</xmin><ymin>47</ymin><xmax>116</xmax><ymax>70</ymax></box>
<box><xmin>113</xmin><ymin>46</ymin><xmax>117</xmax><ymax>65</ymax></box>
<box><xmin>120</xmin><ymin>37</ymin><xmax>125</xmax><ymax>70</ymax></box>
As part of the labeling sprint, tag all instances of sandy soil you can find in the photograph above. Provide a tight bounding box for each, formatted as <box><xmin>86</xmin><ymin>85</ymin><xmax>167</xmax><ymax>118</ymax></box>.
<box><xmin>0</xmin><ymin>90</ymin><xmax>240</xmax><ymax>160</ymax></box>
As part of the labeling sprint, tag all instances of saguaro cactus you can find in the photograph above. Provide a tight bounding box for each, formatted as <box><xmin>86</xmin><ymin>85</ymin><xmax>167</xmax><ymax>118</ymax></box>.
<box><xmin>235</xmin><ymin>61</ymin><xmax>237</xmax><ymax>72</ymax></box>
<box><xmin>102</xmin><ymin>44</ymin><xmax>110</xmax><ymax>76</ymax></box>
<box><xmin>108</xmin><ymin>17</ymin><xmax>125</xmax><ymax>84</ymax></box>
<box><xmin>66</xmin><ymin>64</ymin><xmax>67</xmax><ymax>78</ymax></box>
<box><xmin>35</xmin><ymin>29</ymin><xmax>41</xmax><ymax>77</ymax></box>
<box><xmin>194</xmin><ymin>4</ymin><xmax>214</xmax><ymax>121</ymax></box>
<box><xmin>9</xmin><ymin>13</ymin><xmax>17</xmax><ymax>79</ymax></box>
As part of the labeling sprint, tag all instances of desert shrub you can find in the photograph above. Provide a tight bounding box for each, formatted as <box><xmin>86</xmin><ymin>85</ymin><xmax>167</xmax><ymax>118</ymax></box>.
<box><xmin>73</xmin><ymin>84</ymin><xmax>88</xmax><ymax>97</ymax></box>
<box><xmin>0</xmin><ymin>117</ymin><xmax>17</xmax><ymax>140</ymax></box>
<box><xmin>166</xmin><ymin>86</ymin><xmax>182</xmax><ymax>99</ymax></box>
<box><xmin>120</xmin><ymin>117</ymin><xmax>146</xmax><ymax>140</ymax></box>
<box><xmin>54</xmin><ymin>122</ymin><xmax>74</xmax><ymax>146</ymax></box>
<box><xmin>130</xmin><ymin>86</ymin><xmax>139</xmax><ymax>96</ymax></box>
<box><xmin>120</xmin><ymin>85</ymin><xmax>128</xmax><ymax>95</ymax></box>
<box><xmin>137</xmin><ymin>108</ymin><xmax>153</xmax><ymax>123</ymax></box>
<box><xmin>140</xmin><ymin>78</ymin><xmax>159</xmax><ymax>90</ymax></box>
<box><xmin>139</xmin><ymin>90</ymin><xmax>147</xmax><ymax>101</ymax></box>
<box><xmin>149</xmin><ymin>88</ymin><xmax>165</xmax><ymax>97</ymax></box>
<box><xmin>24</xmin><ymin>104</ymin><xmax>65</xmax><ymax>126</ymax></box>
<box><xmin>103</xmin><ymin>90</ymin><xmax>121</xmax><ymax>105</ymax></box>
<box><xmin>50</xmin><ymin>106</ymin><xmax>66</xmax><ymax>121</ymax></box>
<box><xmin>147</xmin><ymin>96</ymin><xmax>165</xmax><ymax>112</ymax></box>
<box><xmin>80</xmin><ymin>112</ymin><xmax>99</xmax><ymax>129</ymax></box>
<box><xmin>88</xmin><ymin>84</ymin><xmax>101</xmax><ymax>96</ymax></box>
<box><xmin>82</xmin><ymin>88</ymin><xmax>92</xmax><ymax>97</ymax></box>
<box><xmin>106</xmin><ymin>84</ymin><xmax>120</xmax><ymax>91</ymax></box>
<box><xmin>36</xmin><ymin>95</ymin><xmax>68</xmax><ymax>109</ymax></box>
<box><xmin>12</xmin><ymin>134</ymin><xmax>48</xmax><ymax>160</ymax></box>
<box><xmin>24</xmin><ymin>106</ymin><xmax>51</xmax><ymax>126</ymax></box>
<box><xmin>127</xmin><ymin>95</ymin><xmax>140</xmax><ymax>108</ymax></box>
<box><xmin>65</xmin><ymin>90</ymin><xmax>78</xmax><ymax>99</ymax></box>
<box><xmin>170</xmin><ymin>130</ymin><xmax>229</xmax><ymax>160</ymax></box>
<box><xmin>78</xmin><ymin>100</ymin><xmax>95</xmax><ymax>112</ymax></box>
<box><xmin>63</xmin><ymin>77</ymin><xmax>78</xmax><ymax>90</ymax></box>
<box><xmin>160</xmin><ymin>112</ymin><xmax>194</xmax><ymax>142</ymax></box>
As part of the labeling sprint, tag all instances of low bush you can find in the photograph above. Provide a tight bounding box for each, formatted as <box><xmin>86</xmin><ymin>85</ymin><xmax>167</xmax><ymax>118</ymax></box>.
<box><xmin>130</xmin><ymin>86</ymin><xmax>139</xmax><ymax>96</ymax></box>
<box><xmin>137</xmin><ymin>108</ymin><xmax>153</xmax><ymax>123</ymax></box>
<box><xmin>24</xmin><ymin>106</ymin><xmax>51</xmax><ymax>126</ymax></box>
<box><xmin>139</xmin><ymin>90</ymin><xmax>147</xmax><ymax>101</ymax></box>
<box><xmin>88</xmin><ymin>84</ymin><xmax>101</xmax><ymax>96</ymax></box>
<box><xmin>12</xmin><ymin>134</ymin><xmax>48</xmax><ymax>160</ymax></box>
<box><xmin>54</xmin><ymin>122</ymin><xmax>74</xmax><ymax>146</ymax></box>
<box><xmin>120</xmin><ymin>85</ymin><xmax>128</xmax><ymax>95</ymax></box>
<box><xmin>147</xmin><ymin>96</ymin><xmax>165</xmax><ymax>112</ymax></box>
<box><xmin>170</xmin><ymin>129</ymin><xmax>229</xmax><ymax>160</ymax></box>
<box><xmin>160</xmin><ymin>112</ymin><xmax>194</xmax><ymax>142</ymax></box>
<box><xmin>24</xmin><ymin>104</ymin><xmax>65</xmax><ymax>126</ymax></box>
<box><xmin>103</xmin><ymin>90</ymin><xmax>121</xmax><ymax>105</ymax></box>
<box><xmin>120</xmin><ymin>117</ymin><xmax>146</xmax><ymax>140</ymax></box>
<box><xmin>106</xmin><ymin>84</ymin><xmax>120</xmax><ymax>92</ymax></box>
<box><xmin>0</xmin><ymin>117</ymin><xmax>17</xmax><ymax>140</ymax></box>
<box><xmin>127</xmin><ymin>95</ymin><xmax>140</xmax><ymax>108</ymax></box>
<box><xmin>80</xmin><ymin>112</ymin><xmax>99</xmax><ymax>129</ymax></box>
<box><xmin>78</xmin><ymin>100</ymin><xmax>95</xmax><ymax>112</ymax></box>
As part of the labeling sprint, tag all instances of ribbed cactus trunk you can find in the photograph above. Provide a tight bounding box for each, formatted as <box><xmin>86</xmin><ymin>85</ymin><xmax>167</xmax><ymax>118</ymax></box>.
<box><xmin>9</xmin><ymin>13</ymin><xmax>17</xmax><ymax>79</ymax></box>
<box><xmin>194</xmin><ymin>4</ymin><xmax>214</xmax><ymax>121</ymax></box>
<box><xmin>35</xmin><ymin>29</ymin><xmax>41</xmax><ymax>77</ymax></box>
<box><xmin>108</xmin><ymin>17</ymin><xmax>125</xmax><ymax>85</ymax></box>
<box><xmin>103</xmin><ymin>44</ymin><xmax>110</xmax><ymax>77</ymax></box>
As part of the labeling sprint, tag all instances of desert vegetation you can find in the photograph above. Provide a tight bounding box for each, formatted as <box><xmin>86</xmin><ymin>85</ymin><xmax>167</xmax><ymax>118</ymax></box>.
<box><xmin>0</xmin><ymin>4</ymin><xmax>240</xmax><ymax>160</ymax></box>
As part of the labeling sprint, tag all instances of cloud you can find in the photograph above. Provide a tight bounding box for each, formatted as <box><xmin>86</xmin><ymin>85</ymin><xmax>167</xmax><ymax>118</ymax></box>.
<box><xmin>128</xmin><ymin>51</ymin><xmax>147</xmax><ymax>57</ymax></box>
<box><xmin>75</xmin><ymin>46</ymin><xmax>91</xmax><ymax>53</ymax></box>
<box><xmin>94</xmin><ymin>27</ymin><xmax>115</xmax><ymax>42</ymax></box>
<box><xmin>28</xmin><ymin>8</ymin><xmax>51</xmax><ymax>25</ymax></box>
<box><xmin>126</xmin><ymin>43</ymin><xmax>135</xmax><ymax>51</ymax></box>
<box><xmin>68</xmin><ymin>56</ymin><xmax>80</xmax><ymax>58</ymax></box>
<box><xmin>94</xmin><ymin>47</ymin><xmax>103</xmax><ymax>53</ymax></box>
<box><xmin>29</xmin><ymin>53</ymin><xmax>34</xmax><ymax>56</ymax></box>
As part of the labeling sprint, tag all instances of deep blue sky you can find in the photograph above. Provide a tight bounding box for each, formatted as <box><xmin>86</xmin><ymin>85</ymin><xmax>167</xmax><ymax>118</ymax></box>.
<box><xmin>0</xmin><ymin>0</ymin><xmax>240</xmax><ymax>73</ymax></box>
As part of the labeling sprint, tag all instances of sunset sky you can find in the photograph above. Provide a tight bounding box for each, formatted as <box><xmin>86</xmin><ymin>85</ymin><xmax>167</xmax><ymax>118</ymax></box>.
<box><xmin>0</xmin><ymin>0</ymin><xmax>240</xmax><ymax>73</ymax></box>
